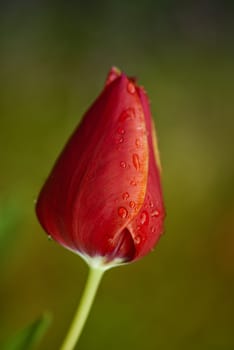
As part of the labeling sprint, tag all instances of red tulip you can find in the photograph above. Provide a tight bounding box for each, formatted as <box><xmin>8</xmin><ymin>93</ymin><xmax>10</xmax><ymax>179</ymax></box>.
<box><xmin>36</xmin><ymin>67</ymin><xmax>165</xmax><ymax>269</ymax></box>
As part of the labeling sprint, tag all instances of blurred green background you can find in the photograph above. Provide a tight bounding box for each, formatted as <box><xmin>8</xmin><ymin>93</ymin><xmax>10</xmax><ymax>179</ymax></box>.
<box><xmin>1</xmin><ymin>1</ymin><xmax>234</xmax><ymax>349</ymax></box>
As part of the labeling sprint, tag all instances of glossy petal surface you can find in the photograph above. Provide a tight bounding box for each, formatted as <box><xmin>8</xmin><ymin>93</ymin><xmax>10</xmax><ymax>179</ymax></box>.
<box><xmin>36</xmin><ymin>67</ymin><xmax>165</xmax><ymax>266</ymax></box>
<box><xmin>36</xmin><ymin>72</ymin><xmax>149</xmax><ymax>262</ymax></box>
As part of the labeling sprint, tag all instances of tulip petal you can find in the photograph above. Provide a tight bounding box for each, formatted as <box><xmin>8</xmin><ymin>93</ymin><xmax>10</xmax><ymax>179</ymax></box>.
<box><xmin>36</xmin><ymin>72</ymin><xmax>149</xmax><ymax>263</ymax></box>
<box><xmin>105</xmin><ymin>66</ymin><xmax>121</xmax><ymax>86</ymax></box>
<box><xmin>127</xmin><ymin>87</ymin><xmax>165</xmax><ymax>260</ymax></box>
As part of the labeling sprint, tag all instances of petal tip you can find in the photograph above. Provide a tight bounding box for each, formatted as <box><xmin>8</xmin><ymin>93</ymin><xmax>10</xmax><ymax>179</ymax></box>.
<box><xmin>105</xmin><ymin>66</ymin><xmax>122</xmax><ymax>86</ymax></box>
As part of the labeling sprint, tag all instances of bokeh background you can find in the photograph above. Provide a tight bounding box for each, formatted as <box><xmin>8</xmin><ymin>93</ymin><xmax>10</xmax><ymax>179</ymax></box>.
<box><xmin>1</xmin><ymin>1</ymin><xmax>234</xmax><ymax>349</ymax></box>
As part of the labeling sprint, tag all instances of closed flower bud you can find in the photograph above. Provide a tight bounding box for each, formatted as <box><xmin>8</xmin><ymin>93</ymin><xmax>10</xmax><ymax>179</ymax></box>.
<box><xmin>36</xmin><ymin>67</ymin><xmax>165</xmax><ymax>269</ymax></box>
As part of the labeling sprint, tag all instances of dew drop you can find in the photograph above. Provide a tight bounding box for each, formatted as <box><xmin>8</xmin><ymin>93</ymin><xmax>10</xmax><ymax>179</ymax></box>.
<box><xmin>129</xmin><ymin>201</ymin><xmax>135</xmax><ymax>208</ymax></box>
<box><xmin>122</xmin><ymin>192</ymin><xmax>129</xmax><ymax>200</ymax></box>
<box><xmin>140</xmin><ymin>211</ymin><xmax>149</xmax><ymax>225</ymax></box>
<box><xmin>132</xmin><ymin>153</ymin><xmax>140</xmax><ymax>171</ymax></box>
<box><xmin>119</xmin><ymin>108</ymin><xmax>135</xmax><ymax>122</ymax></box>
<box><xmin>117</xmin><ymin>127</ymin><xmax>125</xmax><ymax>135</ymax></box>
<box><xmin>120</xmin><ymin>161</ymin><xmax>126</xmax><ymax>168</ymax></box>
<box><xmin>151</xmin><ymin>226</ymin><xmax>156</xmax><ymax>233</ymax></box>
<box><xmin>115</xmin><ymin>136</ymin><xmax>124</xmax><ymax>144</ymax></box>
<box><xmin>118</xmin><ymin>207</ymin><xmax>128</xmax><ymax>218</ymax></box>
<box><xmin>47</xmin><ymin>235</ymin><xmax>52</xmax><ymax>241</ymax></box>
<box><xmin>135</xmin><ymin>235</ymin><xmax>142</xmax><ymax>244</ymax></box>
<box><xmin>149</xmin><ymin>200</ymin><xmax>154</xmax><ymax>208</ymax></box>
<box><xmin>135</xmin><ymin>138</ymin><xmax>141</xmax><ymax>147</ymax></box>
<box><xmin>130</xmin><ymin>180</ymin><xmax>137</xmax><ymax>186</ymax></box>
<box><xmin>151</xmin><ymin>210</ymin><xmax>160</xmax><ymax>217</ymax></box>
<box><xmin>127</xmin><ymin>81</ymin><xmax>136</xmax><ymax>94</ymax></box>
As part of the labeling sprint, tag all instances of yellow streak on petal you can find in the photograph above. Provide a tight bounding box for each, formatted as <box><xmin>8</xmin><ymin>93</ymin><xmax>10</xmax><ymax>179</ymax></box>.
<box><xmin>112</xmin><ymin>66</ymin><xmax>121</xmax><ymax>75</ymax></box>
<box><xmin>152</xmin><ymin>120</ymin><xmax>162</xmax><ymax>173</ymax></box>
<box><xmin>133</xmin><ymin>120</ymin><xmax>149</xmax><ymax>215</ymax></box>
<box><xmin>105</xmin><ymin>67</ymin><xmax>122</xmax><ymax>86</ymax></box>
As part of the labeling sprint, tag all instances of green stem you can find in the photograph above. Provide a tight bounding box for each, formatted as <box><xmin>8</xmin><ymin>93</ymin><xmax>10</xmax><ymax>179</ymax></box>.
<box><xmin>60</xmin><ymin>266</ymin><xmax>104</xmax><ymax>350</ymax></box>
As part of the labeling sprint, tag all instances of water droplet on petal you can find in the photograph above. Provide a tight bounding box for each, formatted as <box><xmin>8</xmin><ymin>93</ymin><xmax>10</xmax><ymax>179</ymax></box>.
<box><xmin>118</xmin><ymin>207</ymin><xmax>128</xmax><ymax>218</ymax></box>
<box><xmin>132</xmin><ymin>153</ymin><xmax>140</xmax><ymax>171</ymax></box>
<box><xmin>120</xmin><ymin>161</ymin><xmax>126</xmax><ymax>168</ymax></box>
<box><xmin>151</xmin><ymin>210</ymin><xmax>160</xmax><ymax>217</ymax></box>
<box><xmin>151</xmin><ymin>226</ymin><xmax>156</xmax><ymax>233</ymax></box>
<box><xmin>135</xmin><ymin>235</ymin><xmax>142</xmax><ymax>244</ymax></box>
<box><xmin>129</xmin><ymin>201</ymin><xmax>135</xmax><ymax>208</ymax></box>
<box><xmin>140</xmin><ymin>211</ymin><xmax>149</xmax><ymax>225</ymax></box>
<box><xmin>130</xmin><ymin>180</ymin><xmax>137</xmax><ymax>186</ymax></box>
<box><xmin>117</xmin><ymin>127</ymin><xmax>125</xmax><ymax>135</ymax></box>
<box><xmin>135</xmin><ymin>138</ymin><xmax>141</xmax><ymax>147</ymax></box>
<box><xmin>115</xmin><ymin>136</ymin><xmax>124</xmax><ymax>144</ymax></box>
<box><xmin>127</xmin><ymin>81</ymin><xmax>136</xmax><ymax>94</ymax></box>
<box><xmin>149</xmin><ymin>200</ymin><xmax>154</xmax><ymax>208</ymax></box>
<box><xmin>122</xmin><ymin>192</ymin><xmax>129</xmax><ymax>200</ymax></box>
<box><xmin>119</xmin><ymin>108</ymin><xmax>135</xmax><ymax>122</ymax></box>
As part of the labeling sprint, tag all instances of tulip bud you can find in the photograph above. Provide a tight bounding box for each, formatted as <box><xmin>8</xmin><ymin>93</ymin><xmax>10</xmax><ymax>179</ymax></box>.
<box><xmin>36</xmin><ymin>67</ymin><xmax>165</xmax><ymax>269</ymax></box>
